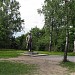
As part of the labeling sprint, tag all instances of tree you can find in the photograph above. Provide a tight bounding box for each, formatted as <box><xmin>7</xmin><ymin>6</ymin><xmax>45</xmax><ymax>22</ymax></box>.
<box><xmin>30</xmin><ymin>27</ymin><xmax>43</xmax><ymax>50</ymax></box>
<box><xmin>0</xmin><ymin>0</ymin><xmax>24</xmax><ymax>48</ymax></box>
<box><xmin>63</xmin><ymin>0</ymin><xmax>75</xmax><ymax>61</ymax></box>
<box><xmin>70</xmin><ymin>0</ymin><xmax>75</xmax><ymax>52</ymax></box>
<box><xmin>38</xmin><ymin>0</ymin><xmax>64</xmax><ymax>51</ymax></box>
<box><xmin>38</xmin><ymin>0</ymin><xmax>75</xmax><ymax>61</ymax></box>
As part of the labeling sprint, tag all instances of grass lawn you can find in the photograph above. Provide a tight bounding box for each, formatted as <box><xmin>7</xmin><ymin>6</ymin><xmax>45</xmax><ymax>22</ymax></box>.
<box><xmin>0</xmin><ymin>49</ymin><xmax>24</xmax><ymax>58</ymax></box>
<box><xmin>0</xmin><ymin>49</ymin><xmax>75</xmax><ymax>58</ymax></box>
<box><xmin>0</xmin><ymin>49</ymin><xmax>74</xmax><ymax>75</ymax></box>
<box><xmin>0</xmin><ymin>61</ymin><xmax>38</xmax><ymax>75</ymax></box>
<box><xmin>37</xmin><ymin>51</ymin><xmax>75</xmax><ymax>56</ymax></box>
<box><xmin>60</xmin><ymin>61</ymin><xmax>75</xmax><ymax>73</ymax></box>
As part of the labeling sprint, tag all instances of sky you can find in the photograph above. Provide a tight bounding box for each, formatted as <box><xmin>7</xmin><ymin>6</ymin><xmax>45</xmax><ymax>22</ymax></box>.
<box><xmin>14</xmin><ymin>0</ymin><xmax>44</xmax><ymax>37</ymax></box>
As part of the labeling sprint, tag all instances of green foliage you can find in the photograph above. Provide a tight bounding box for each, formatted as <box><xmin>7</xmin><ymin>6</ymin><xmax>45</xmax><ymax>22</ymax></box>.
<box><xmin>0</xmin><ymin>0</ymin><xmax>24</xmax><ymax>49</ymax></box>
<box><xmin>29</xmin><ymin>27</ymin><xmax>49</xmax><ymax>51</ymax></box>
<box><xmin>2</xmin><ymin>0</ymin><xmax>75</xmax><ymax>52</ymax></box>
<box><xmin>15</xmin><ymin>35</ymin><xmax>26</xmax><ymax>50</ymax></box>
<box><xmin>15</xmin><ymin>27</ymin><xmax>49</xmax><ymax>51</ymax></box>
<box><xmin>37</xmin><ymin>0</ymin><xmax>75</xmax><ymax>52</ymax></box>
<box><xmin>37</xmin><ymin>35</ymin><xmax>50</xmax><ymax>51</ymax></box>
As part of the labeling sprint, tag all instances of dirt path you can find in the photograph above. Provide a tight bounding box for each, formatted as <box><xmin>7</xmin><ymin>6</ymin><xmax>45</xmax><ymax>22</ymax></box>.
<box><xmin>0</xmin><ymin>55</ymin><xmax>73</xmax><ymax>75</ymax></box>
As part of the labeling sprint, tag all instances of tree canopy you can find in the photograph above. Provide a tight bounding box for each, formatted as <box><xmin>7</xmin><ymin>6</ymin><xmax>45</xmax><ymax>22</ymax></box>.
<box><xmin>0</xmin><ymin>0</ymin><xmax>24</xmax><ymax>48</ymax></box>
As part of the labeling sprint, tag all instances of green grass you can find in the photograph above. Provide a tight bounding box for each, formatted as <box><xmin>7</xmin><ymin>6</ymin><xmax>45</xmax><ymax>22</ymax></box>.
<box><xmin>0</xmin><ymin>61</ymin><xmax>38</xmax><ymax>75</ymax></box>
<box><xmin>0</xmin><ymin>49</ymin><xmax>75</xmax><ymax>58</ymax></box>
<box><xmin>37</xmin><ymin>51</ymin><xmax>63</xmax><ymax>55</ymax></box>
<box><xmin>37</xmin><ymin>51</ymin><xmax>75</xmax><ymax>56</ymax></box>
<box><xmin>60</xmin><ymin>61</ymin><xmax>75</xmax><ymax>72</ymax></box>
<box><xmin>0</xmin><ymin>50</ymin><xmax>24</xmax><ymax>58</ymax></box>
<box><xmin>68</xmin><ymin>52</ymin><xmax>75</xmax><ymax>56</ymax></box>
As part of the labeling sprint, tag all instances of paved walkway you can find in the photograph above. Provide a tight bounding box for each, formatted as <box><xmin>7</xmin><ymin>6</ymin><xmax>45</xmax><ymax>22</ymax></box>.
<box><xmin>33</xmin><ymin>55</ymin><xmax>75</xmax><ymax>62</ymax></box>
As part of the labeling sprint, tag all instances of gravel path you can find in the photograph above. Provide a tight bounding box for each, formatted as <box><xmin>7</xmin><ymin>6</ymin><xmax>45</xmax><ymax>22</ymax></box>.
<box><xmin>0</xmin><ymin>55</ymin><xmax>75</xmax><ymax>75</ymax></box>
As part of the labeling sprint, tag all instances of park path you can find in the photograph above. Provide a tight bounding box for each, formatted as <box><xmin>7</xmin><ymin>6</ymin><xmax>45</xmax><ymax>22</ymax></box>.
<box><xmin>0</xmin><ymin>55</ymin><xmax>75</xmax><ymax>75</ymax></box>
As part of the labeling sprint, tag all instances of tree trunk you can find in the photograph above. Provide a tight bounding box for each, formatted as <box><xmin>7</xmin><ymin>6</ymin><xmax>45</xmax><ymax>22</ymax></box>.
<box><xmin>73</xmin><ymin>31</ymin><xmax>75</xmax><ymax>52</ymax></box>
<box><xmin>49</xmin><ymin>33</ymin><xmax>52</xmax><ymax>51</ymax></box>
<box><xmin>74</xmin><ymin>40</ymin><xmax>75</xmax><ymax>52</ymax></box>
<box><xmin>63</xmin><ymin>30</ymin><xmax>69</xmax><ymax>62</ymax></box>
<box><xmin>63</xmin><ymin>0</ymin><xmax>69</xmax><ymax>62</ymax></box>
<box><xmin>49</xmin><ymin>17</ymin><xmax>53</xmax><ymax>51</ymax></box>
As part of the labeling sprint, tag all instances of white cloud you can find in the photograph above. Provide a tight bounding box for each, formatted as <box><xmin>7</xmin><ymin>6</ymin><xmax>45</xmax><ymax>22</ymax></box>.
<box><xmin>14</xmin><ymin>0</ymin><xmax>44</xmax><ymax>37</ymax></box>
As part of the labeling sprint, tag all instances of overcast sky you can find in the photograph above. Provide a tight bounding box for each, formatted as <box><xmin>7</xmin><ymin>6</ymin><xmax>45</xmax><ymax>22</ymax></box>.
<box><xmin>14</xmin><ymin>0</ymin><xmax>44</xmax><ymax>37</ymax></box>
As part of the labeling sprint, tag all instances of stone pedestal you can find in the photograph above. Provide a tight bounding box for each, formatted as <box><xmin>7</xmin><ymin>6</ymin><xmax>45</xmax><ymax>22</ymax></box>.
<box><xmin>21</xmin><ymin>51</ymin><xmax>48</xmax><ymax>56</ymax></box>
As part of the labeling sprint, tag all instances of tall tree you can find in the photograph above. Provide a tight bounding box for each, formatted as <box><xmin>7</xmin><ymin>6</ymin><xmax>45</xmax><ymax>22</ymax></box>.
<box><xmin>38</xmin><ymin>0</ymin><xmax>75</xmax><ymax>61</ymax></box>
<box><xmin>38</xmin><ymin>0</ymin><xmax>64</xmax><ymax>51</ymax></box>
<box><xmin>63</xmin><ymin>0</ymin><xmax>69</xmax><ymax>62</ymax></box>
<box><xmin>63</xmin><ymin>0</ymin><xmax>75</xmax><ymax>61</ymax></box>
<box><xmin>0</xmin><ymin>0</ymin><xmax>24</xmax><ymax>48</ymax></box>
<box><xmin>71</xmin><ymin>0</ymin><xmax>75</xmax><ymax>52</ymax></box>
